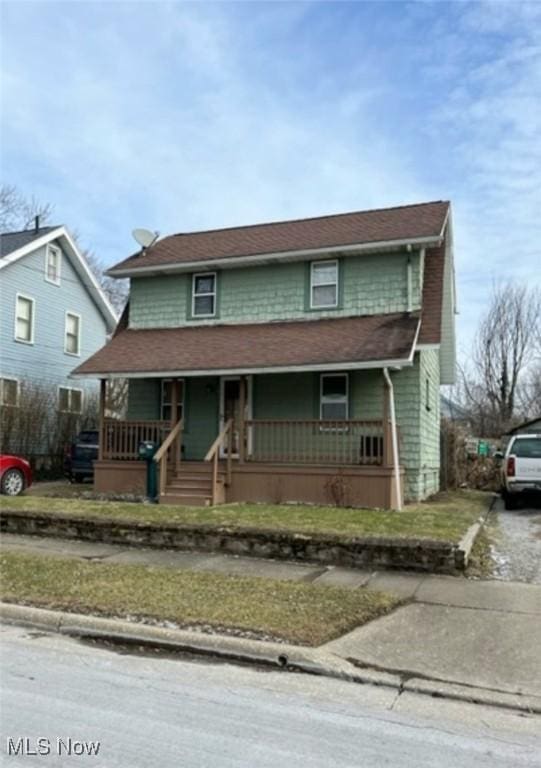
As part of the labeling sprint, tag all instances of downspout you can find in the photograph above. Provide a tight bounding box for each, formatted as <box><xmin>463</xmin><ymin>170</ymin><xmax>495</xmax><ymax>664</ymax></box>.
<box><xmin>383</xmin><ymin>367</ymin><xmax>402</xmax><ymax>511</ymax></box>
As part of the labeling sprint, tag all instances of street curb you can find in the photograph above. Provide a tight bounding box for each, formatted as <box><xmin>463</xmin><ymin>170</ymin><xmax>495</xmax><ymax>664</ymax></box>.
<box><xmin>455</xmin><ymin>496</ymin><xmax>495</xmax><ymax>569</ymax></box>
<box><xmin>2</xmin><ymin>601</ymin><xmax>540</xmax><ymax>716</ymax></box>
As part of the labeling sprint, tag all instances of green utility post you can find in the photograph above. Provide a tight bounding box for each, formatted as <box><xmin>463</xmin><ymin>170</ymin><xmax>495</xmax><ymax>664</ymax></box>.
<box><xmin>138</xmin><ymin>441</ymin><xmax>158</xmax><ymax>502</ymax></box>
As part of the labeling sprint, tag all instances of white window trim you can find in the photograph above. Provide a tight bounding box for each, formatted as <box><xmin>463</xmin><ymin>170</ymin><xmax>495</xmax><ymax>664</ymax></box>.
<box><xmin>160</xmin><ymin>378</ymin><xmax>185</xmax><ymax>422</ymax></box>
<box><xmin>0</xmin><ymin>376</ymin><xmax>20</xmax><ymax>407</ymax></box>
<box><xmin>58</xmin><ymin>386</ymin><xmax>84</xmax><ymax>414</ymax></box>
<box><xmin>310</xmin><ymin>260</ymin><xmax>339</xmax><ymax>309</ymax></box>
<box><xmin>192</xmin><ymin>272</ymin><xmax>217</xmax><ymax>318</ymax></box>
<box><xmin>64</xmin><ymin>311</ymin><xmax>82</xmax><ymax>357</ymax></box>
<box><xmin>320</xmin><ymin>373</ymin><xmax>349</xmax><ymax>420</ymax></box>
<box><xmin>45</xmin><ymin>243</ymin><xmax>62</xmax><ymax>286</ymax></box>
<box><xmin>14</xmin><ymin>293</ymin><xmax>35</xmax><ymax>345</ymax></box>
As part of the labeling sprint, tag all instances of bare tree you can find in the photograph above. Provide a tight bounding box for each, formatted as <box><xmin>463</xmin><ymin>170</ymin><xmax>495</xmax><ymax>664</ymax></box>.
<box><xmin>0</xmin><ymin>184</ymin><xmax>54</xmax><ymax>231</ymax></box>
<box><xmin>463</xmin><ymin>282</ymin><xmax>541</xmax><ymax>435</ymax></box>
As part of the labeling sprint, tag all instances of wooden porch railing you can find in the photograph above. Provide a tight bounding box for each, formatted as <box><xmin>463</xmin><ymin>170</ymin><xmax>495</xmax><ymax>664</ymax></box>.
<box><xmin>154</xmin><ymin>419</ymin><xmax>183</xmax><ymax>497</ymax></box>
<box><xmin>244</xmin><ymin>419</ymin><xmax>389</xmax><ymax>465</ymax></box>
<box><xmin>204</xmin><ymin>418</ymin><xmax>234</xmax><ymax>505</ymax></box>
<box><xmin>101</xmin><ymin>419</ymin><xmax>169</xmax><ymax>460</ymax></box>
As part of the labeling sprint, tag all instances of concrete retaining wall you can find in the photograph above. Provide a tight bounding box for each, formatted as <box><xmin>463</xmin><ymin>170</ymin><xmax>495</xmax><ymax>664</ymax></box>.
<box><xmin>1</xmin><ymin>510</ymin><xmax>464</xmax><ymax>574</ymax></box>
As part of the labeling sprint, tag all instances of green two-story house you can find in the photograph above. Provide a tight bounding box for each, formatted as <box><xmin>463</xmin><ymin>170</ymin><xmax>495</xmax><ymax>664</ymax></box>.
<box><xmin>73</xmin><ymin>200</ymin><xmax>456</xmax><ymax>509</ymax></box>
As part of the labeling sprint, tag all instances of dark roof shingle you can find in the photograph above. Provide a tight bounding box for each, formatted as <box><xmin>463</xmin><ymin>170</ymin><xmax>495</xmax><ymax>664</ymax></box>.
<box><xmin>110</xmin><ymin>201</ymin><xmax>449</xmax><ymax>273</ymax></box>
<box><xmin>0</xmin><ymin>226</ymin><xmax>60</xmax><ymax>258</ymax></box>
<box><xmin>73</xmin><ymin>313</ymin><xmax>420</xmax><ymax>376</ymax></box>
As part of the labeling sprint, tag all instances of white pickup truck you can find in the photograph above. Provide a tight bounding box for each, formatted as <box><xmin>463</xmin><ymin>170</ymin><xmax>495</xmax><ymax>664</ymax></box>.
<box><xmin>499</xmin><ymin>434</ymin><xmax>541</xmax><ymax>510</ymax></box>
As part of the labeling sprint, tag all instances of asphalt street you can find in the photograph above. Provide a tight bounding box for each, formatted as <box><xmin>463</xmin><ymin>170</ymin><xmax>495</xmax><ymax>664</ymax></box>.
<box><xmin>1</xmin><ymin>624</ymin><xmax>539</xmax><ymax>768</ymax></box>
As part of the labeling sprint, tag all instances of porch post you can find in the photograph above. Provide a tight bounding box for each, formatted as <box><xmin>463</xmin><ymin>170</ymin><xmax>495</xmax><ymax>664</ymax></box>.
<box><xmin>238</xmin><ymin>376</ymin><xmax>246</xmax><ymax>463</ymax></box>
<box><xmin>98</xmin><ymin>379</ymin><xmax>106</xmax><ymax>461</ymax></box>
<box><xmin>171</xmin><ymin>379</ymin><xmax>181</xmax><ymax>473</ymax></box>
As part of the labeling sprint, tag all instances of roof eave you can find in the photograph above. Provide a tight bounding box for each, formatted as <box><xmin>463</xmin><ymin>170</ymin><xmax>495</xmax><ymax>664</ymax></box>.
<box><xmin>106</xmin><ymin>234</ymin><xmax>444</xmax><ymax>278</ymax></box>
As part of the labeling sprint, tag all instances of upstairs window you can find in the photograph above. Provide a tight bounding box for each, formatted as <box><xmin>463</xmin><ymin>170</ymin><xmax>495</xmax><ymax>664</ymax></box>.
<box><xmin>161</xmin><ymin>379</ymin><xmax>185</xmax><ymax>422</ymax></box>
<box><xmin>65</xmin><ymin>312</ymin><xmax>81</xmax><ymax>355</ymax></box>
<box><xmin>320</xmin><ymin>374</ymin><xmax>348</xmax><ymax>420</ymax></box>
<box><xmin>45</xmin><ymin>244</ymin><xmax>61</xmax><ymax>285</ymax></box>
<box><xmin>15</xmin><ymin>294</ymin><xmax>35</xmax><ymax>343</ymax></box>
<box><xmin>59</xmin><ymin>387</ymin><xmax>83</xmax><ymax>414</ymax></box>
<box><xmin>0</xmin><ymin>378</ymin><xmax>19</xmax><ymax>407</ymax></box>
<box><xmin>310</xmin><ymin>260</ymin><xmax>338</xmax><ymax>309</ymax></box>
<box><xmin>192</xmin><ymin>273</ymin><xmax>216</xmax><ymax>317</ymax></box>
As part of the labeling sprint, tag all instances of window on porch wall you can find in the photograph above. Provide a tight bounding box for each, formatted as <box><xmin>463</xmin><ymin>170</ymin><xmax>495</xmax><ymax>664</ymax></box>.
<box><xmin>161</xmin><ymin>379</ymin><xmax>184</xmax><ymax>422</ymax></box>
<box><xmin>320</xmin><ymin>373</ymin><xmax>348</xmax><ymax>420</ymax></box>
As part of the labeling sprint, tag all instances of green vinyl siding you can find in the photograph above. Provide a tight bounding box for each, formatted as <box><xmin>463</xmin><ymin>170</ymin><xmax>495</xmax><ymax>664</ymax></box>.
<box><xmin>129</xmin><ymin>251</ymin><xmax>422</xmax><ymax>329</ymax></box>
<box><xmin>127</xmin><ymin>379</ymin><xmax>160</xmax><ymax>420</ymax></box>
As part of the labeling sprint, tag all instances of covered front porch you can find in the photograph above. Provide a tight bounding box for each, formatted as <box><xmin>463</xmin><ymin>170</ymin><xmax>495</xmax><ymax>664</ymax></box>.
<box><xmin>94</xmin><ymin>370</ymin><xmax>404</xmax><ymax>509</ymax></box>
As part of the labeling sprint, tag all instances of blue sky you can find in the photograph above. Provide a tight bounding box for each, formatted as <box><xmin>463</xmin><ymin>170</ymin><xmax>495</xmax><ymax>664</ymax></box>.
<box><xmin>2</xmin><ymin>1</ymin><xmax>540</xmax><ymax>355</ymax></box>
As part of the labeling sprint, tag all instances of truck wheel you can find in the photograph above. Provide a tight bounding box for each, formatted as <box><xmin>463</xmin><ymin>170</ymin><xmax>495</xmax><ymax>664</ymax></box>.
<box><xmin>503</xmin><ymin>492</ymin><xmax>519</xmax><ymax>511</ymax></box>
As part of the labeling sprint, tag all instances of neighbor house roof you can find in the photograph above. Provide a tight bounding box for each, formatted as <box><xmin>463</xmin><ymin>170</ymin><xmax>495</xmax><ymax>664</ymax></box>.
<box><xmin>72</xmin><ymin>312</ymin><xmax>420</xmax><ymax>378</ymax></box>
<box><xmin>108</xmin><ymin>200</ymin><xmax>450</xmax><ymax>275</ymax></box>
<box><xmin>0</xmin><ymin>226</ymin><xmax>59</xmax><ymax>258</ymax></box>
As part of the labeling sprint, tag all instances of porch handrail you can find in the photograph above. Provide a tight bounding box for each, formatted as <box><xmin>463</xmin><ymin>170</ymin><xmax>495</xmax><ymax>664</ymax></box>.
<box><xmin>154</xmin><ymin>419</ymin><xmax>183</xmax><ymax>497</ymax></box>
<box><xmin>154</xmin><ymin>419</ymin><xmax>183</xmax><ymax>463</ymax></box>
<box><xmin>244</xmin><ymin>418</ymin><xmax>387</xmax><ymax>465</ymax></box>
<box><xmin>101</xmin><ymin>418</ymin><xmax>169</xmax><ymax>461</ymax></box>
<box><xmin>204</xmin><ymin>418</ymin><xmax>234</xmax><ymax>505</ymax></box>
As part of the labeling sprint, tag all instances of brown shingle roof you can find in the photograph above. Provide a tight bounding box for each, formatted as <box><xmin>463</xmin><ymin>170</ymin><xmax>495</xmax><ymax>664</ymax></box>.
<box><xmin>110</xmin><ymin>201</ymin><xmax>449</xmax><ymax>273</ymax></box>
<box><xmin>419</xmin><ymin>245</ymin><xmax>445</xmax><ymax>344</ymax></box>
<box><xmin>72</xmin><ymin>313</ymin><xmax>420</xmax><ymax>377</ymax></box>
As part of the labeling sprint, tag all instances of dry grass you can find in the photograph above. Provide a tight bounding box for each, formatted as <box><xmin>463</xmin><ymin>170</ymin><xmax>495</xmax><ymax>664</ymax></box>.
<box><xmin>0</xmin><ymin>551</ymin><xmax>401</xmax><ymax>646</ymax></box>
<box><xmin>4</xmin><ymin>490</ymin><xmax>492</xmax><ymax>542</ymax></box>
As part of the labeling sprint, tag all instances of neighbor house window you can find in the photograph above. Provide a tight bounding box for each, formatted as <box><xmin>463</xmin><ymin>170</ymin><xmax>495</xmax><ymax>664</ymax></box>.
<box><xmin>311</xmin><ymin>260</ymin><xmax>338</xmax><ymax>309</ymax></box>
<box><xmin>45</xmin><ymin>244</ymin><xmax>61</xmax><ymax>285</ymax></box>
<box><xmin>320</xmin><ymin>374</ymin><xmax>348</xmax><ymax>420</ymax></box>
<box><xmin>65</xmin><ymin>312</ymin><xmax>81</xmax><ymax>355</ymax></box>
<box><xmin>14</xmin><ymin>294</ymin><xmax>35</xmax><ymax>343</ymax></box>
<box><xmin>161</xmin><ymin>379</ymin><xmax>184</xmax><ymax>422</ymax></box>
<box><xmin>58</xmin><ymin>387</ymin><xmax>83</xmax><ymax>414</ymax></box>
<box><xmin>192</xmin><ymin>273</ymin><xmax>216</xmax><ymax>317</ymax></box>
<box><xmin>0</xmin><ymin>378</ymin><xmax>19</xmax><ymax>407</ymax></box>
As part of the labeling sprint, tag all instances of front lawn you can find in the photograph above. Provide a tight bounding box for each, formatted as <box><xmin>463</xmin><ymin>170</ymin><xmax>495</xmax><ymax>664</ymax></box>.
<box><xmin>0</xmin><ymin>551</ymin><xmax>401</xmax><ymax>646</ymax></box>
<box><xmin>3</xmin><ymin>490</ymin><xmax>491</xmax><ymax>542</ymax></box>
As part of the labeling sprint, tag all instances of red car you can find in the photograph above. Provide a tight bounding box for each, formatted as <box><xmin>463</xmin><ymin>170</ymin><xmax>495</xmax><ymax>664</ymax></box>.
<box><xmin>0</xmin><ymin>455</ymin><xmax>33</xmax><ymax>496</ymax></box>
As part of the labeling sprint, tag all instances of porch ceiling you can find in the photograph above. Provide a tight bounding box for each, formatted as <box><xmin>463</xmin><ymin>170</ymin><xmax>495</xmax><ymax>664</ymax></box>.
<box><xmin>71</xmin><ymin>312</ymin><xmax>420</xmax><ymax>378</ymax></box>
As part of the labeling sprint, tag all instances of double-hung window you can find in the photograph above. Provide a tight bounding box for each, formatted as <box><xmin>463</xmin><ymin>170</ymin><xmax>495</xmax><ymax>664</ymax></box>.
<box><xmin>65</xmin><ymin>312</ymin><xmax>81</xmax><ymax>355</ymax></box>
<box><xmin>310</xmin><ymin>260</ymin><xmax>338</xmax><ymax>309</ymax></box>
<box><xmin>15</xmin><ymin>294</ymin><xmax>35</xmax><ymax>343</ymax></box>
<box><xmin>59</xmin><ymin>387</ymin><xmax>83</xmax><ymax>414</ymax></box>
<box><xmin>320</xmin><ymin>374</ymin><xmax>348</xmax><ymax>420</ymax></box>
<box><xmin>45</xmin><ymin>244</ymin><xmax>61</xmax><ymax>285</ymax></box>
<box><xmin>161</xmin><ymin>379</ymin><xmax>184</xmax><ymax>422</ymax></box>
<box><xmin>192</xmin><ymin>273</ymin><xmax>216</xmax><ymax>317</ymax></box>
<box><xmin>0</xmin><ymin>378</ymin><xmax>19</xmax><ymax>407</ymax></box>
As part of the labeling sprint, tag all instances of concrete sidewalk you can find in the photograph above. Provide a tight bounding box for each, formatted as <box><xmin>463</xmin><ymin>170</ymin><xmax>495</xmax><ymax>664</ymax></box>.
<box><xmin>3</xmin><ymin>532</ymin><xmax>541</xmax><ymax>712</ymax></box>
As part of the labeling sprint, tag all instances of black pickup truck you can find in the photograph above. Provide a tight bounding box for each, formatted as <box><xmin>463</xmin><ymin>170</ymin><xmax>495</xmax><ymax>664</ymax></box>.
<box><xmin>64</xmin><ymin>430</ymin><xmax>99</xmax><ymax>483</ymax></box>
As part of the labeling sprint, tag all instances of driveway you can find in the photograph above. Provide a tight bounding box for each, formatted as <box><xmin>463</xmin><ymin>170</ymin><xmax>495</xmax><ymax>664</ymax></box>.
<box><xmin>490</xmin><ymin>497</ymin><xmax>541</xmax><ymax>585</ymax></box>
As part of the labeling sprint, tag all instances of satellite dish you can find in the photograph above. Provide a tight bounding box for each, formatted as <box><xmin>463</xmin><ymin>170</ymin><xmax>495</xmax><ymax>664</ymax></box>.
<box><xmin>132</xmin><ymin>228</ymin><xmax>159</xmax><ymax>249</ymax></box>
